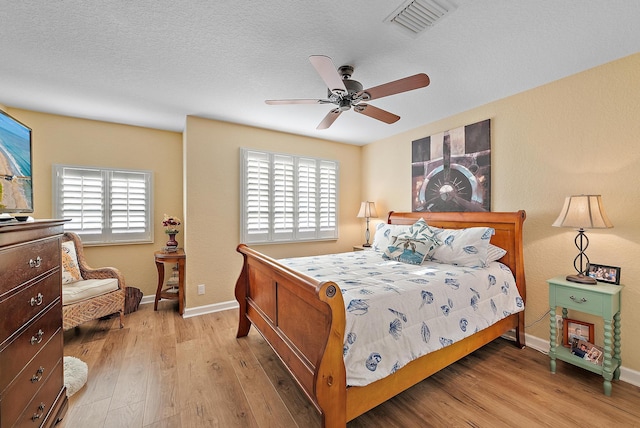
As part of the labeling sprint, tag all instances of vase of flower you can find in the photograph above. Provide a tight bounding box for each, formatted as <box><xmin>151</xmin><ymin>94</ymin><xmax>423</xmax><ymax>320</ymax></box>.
<box><xmin>162</xmin><ymin>214</ymin><xmax>181</xmax><ymax>249</ymax></box>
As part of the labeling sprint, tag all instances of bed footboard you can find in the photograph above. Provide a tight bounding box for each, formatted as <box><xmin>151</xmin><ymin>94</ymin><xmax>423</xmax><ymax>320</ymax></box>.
<box><xmin>235</xmin><ymin>244</ymin><xmax>347</xmax><ymax>425</ymax></box>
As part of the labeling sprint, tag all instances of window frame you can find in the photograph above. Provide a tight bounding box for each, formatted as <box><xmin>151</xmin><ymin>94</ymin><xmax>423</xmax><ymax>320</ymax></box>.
<box><xmin>52</xmin><ymin>164</ymin><xmax>154</xmax><ymax>245</ymax></box>
<box><xmin>240</xmin><ymin>148</ymin><xmax>339</xmax><ymax>244</ymax></box>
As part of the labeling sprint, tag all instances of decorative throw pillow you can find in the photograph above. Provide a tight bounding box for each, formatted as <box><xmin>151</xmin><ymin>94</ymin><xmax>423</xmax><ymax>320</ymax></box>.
<box><xmin>61</xmin><ymin>241</ymin><xmax>82</xmax><ymax>284</ymax></box>
<box><xmin>486</xmin><ymin>243</ymin><xmax>507</xmax><ymax>262</ymax></box>
<box><xmin>372</xmin><ymin>223</ymin><xmax>410</xmax><ymax>252</ymax></box>
<box><xmin>426</xmin><ymin>227</ymin><xmax>495</xmax><ymax>267</ymax></box>
<box><xmin>382</xmin><ymin>219</ymin><xmax>441</xmax><ymax>265</ymax></box>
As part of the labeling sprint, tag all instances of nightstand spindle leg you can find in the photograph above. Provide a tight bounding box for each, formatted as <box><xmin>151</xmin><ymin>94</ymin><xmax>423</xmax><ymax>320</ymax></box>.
<box><xmin>613</xmin><ymin>312</ymin><xmax>621</xmax><ymax>380</ymax></box>
<box><xmin>549</xmin><ymin>306</ymin><xmax>557</xmax><ymax>373</ymax></box>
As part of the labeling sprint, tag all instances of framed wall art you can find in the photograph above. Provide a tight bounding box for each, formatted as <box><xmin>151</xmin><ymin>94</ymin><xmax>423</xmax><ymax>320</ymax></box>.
<box><xmin>411</xmin><ymin>119</ymin><xmax>491</xmax><ymax>212</ymax></box>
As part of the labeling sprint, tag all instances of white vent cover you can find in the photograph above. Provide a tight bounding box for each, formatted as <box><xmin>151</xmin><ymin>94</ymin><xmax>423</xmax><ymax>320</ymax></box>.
<box><xmin>384</xmin><ymin>0</ymin><xmax>457</xmax><ymax>37</ymax></box>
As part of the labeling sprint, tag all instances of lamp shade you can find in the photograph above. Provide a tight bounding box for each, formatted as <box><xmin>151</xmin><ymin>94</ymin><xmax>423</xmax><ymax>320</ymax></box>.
<box><xmin>552</xmin><ymin>195</ymin><xmax>613</xmax><ymax>229</ymax></box>
<box><xmin>357</xmin><ymin>201</ymin><xmax>378</xmax><ymax>219</ymax></box>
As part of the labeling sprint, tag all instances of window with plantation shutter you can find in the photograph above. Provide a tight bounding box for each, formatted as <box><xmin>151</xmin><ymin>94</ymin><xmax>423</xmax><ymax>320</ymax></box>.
<box><xmin>240</xmin><ymin>148</ymin><xmax>339</xmax><ymax>244</ymax></box>
<box><xmin>52</xmin><ymin>165</ymin><xmax>153</xmax><ymax>245</ymax></box>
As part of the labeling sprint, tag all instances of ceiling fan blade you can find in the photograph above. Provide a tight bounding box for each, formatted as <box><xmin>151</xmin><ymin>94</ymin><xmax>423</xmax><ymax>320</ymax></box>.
<box><xmin>265</xmin><ymin>99</ymin><xmax>330</xmax><ymax>105</ymax></box>
<box><xmin>317</xmin><ymin>109</ymin><xmax>342</xmax><ymax>130</ymax></box>
<box><xmin>354</xmin><ymin>104</ymin><xmax>400</xmax><ymax>124</ymax></box>
<box><xmin>361</xmin><ymin>73</ymin><xmax>430</xmax><ymax>101</ymax></box>
<box><xmin>309</xmin><ymin>55</ymin><xmax>347</xmax><ymax>95</ymax></box>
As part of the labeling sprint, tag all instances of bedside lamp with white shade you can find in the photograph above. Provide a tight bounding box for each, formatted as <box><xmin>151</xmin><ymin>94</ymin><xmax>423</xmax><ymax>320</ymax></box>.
<box><xmin>552</xmin><ymin>195</ymin><xmax>613</xmax><ymax>284</ymax></box>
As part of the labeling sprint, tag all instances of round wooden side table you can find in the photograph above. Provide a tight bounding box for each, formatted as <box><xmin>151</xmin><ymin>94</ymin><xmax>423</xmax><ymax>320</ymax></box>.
<box><xmin>154</xmin><ymin>249</ymin><xmax>186</xmax><ymax>315</ymax></box>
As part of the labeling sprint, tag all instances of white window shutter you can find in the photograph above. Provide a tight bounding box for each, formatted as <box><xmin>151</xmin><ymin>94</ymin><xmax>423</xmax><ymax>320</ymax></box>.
<box><xmin>272</xmin><ymin>154</ymin><xmax>295</xmax><ymax>240</ymax></box>
<box><xmin>53</xmin><ymin>165</ymin><xmax>153</xmax><ymax>244</ymax></box>
<box><xmin>240</xmin><ymin>148</ymin><xmax>338</xmax><ymax>244</ymax></box>
<box><xmin>297</xmin><ymin>158</ymin><xmax>317</xmax><ymax>238</ymax></box>
<box><xmin>111</xmin><ymin>171</ymin><xmax>150</xmax><ymax>238</ymax></box>
<box><xmin>319</xmin><ymin>160</ymin><xmax>338</xmax><ymax>237</ymax></box>
<box><xmin>244</xmin><ymin>151</ymin><xmax>270</xmax><ymax>242</ymax></box>
<box><xmin>57</xmin><ymin>166</ymin><xmax>104</xmax><ymax>234</ymax></box>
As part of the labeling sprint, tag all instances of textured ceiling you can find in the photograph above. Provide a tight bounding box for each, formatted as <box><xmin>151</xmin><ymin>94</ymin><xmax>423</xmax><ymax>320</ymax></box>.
<box><xmin>1</xmin><ymin>0</ymin><xmax>639</xmax><ymax>145</ymax></box>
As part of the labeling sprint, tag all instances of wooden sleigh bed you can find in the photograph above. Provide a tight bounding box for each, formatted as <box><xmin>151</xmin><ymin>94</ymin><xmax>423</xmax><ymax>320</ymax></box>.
<box><xmin>235</xmin><ymin>210</ymin><xmax>526</xmax><ymax>427</ymax></box>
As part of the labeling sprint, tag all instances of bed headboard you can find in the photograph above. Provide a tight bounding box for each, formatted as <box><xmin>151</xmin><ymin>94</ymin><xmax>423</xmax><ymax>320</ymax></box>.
<box><xmin>387</xmin><ymin>210</ymin><xmax>526</xmax><ymax>301</ymax></box>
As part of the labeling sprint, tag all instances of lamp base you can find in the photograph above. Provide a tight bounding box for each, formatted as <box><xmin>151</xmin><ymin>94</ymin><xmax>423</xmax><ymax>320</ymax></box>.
<box><xmin>362</xmin><ymin>243</ymin><xmax>372</xmax><ymax>247</ymax></box>
<box><xmin>565</xmin><ymin>273</ymin><xmax>597</xmax><ymax>285</ymax></box>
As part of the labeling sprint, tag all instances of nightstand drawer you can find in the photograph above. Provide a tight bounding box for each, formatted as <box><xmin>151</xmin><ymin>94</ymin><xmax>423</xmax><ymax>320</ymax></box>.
<box><xmin>554</xmin><ymin>286</ymin><xmax>605</xmax><ymax>315</ymax></box>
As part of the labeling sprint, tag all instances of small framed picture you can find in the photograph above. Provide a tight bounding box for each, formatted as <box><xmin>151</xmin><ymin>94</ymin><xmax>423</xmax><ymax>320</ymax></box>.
<box><xmin>586</xmin><ymin>263</ymin><xmax>621</xmax><ymax>285</ymax></box>
<box><xmin>563</xmin><ymin>319</ymin><xmax>594</xmax><ymax>348</ymax></box>
<box><xmin>571</xmin><ymin>339</ymin><xmax>604</xmax><ymax>366</ymax></box>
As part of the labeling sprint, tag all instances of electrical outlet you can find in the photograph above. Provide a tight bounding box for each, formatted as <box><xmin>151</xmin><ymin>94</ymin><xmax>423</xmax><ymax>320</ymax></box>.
<box><xmin>197</xmin><ymin>284</ymin><xmax>205</xmax><ymax>295</ymax></box>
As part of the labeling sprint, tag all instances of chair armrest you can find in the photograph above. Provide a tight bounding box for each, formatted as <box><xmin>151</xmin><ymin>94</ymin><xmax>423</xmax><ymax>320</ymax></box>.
<box><xmin>81</xmin><ymin>266</ymin><xmax>126</xmax><ymax>289</ymax></box>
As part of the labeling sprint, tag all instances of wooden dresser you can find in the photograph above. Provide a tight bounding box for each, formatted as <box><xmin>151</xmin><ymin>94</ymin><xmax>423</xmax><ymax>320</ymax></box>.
<box><xmin>0</xmin><ymin>220</ymin><xmax>68</xmax><ymax>427</ymax></box>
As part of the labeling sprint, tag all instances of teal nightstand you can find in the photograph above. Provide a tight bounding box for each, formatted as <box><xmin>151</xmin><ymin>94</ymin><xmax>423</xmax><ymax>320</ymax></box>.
<box><xmin>548</xmin><ymin>275</ymin><xmax>623</xmax><ymax>396</ymax></box>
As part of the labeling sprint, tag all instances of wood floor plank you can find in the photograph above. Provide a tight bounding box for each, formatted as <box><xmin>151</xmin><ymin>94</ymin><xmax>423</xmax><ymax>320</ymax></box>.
<box><xmin>176</xmin><ymin>336</ymin><xmax>259</xmax><ymax>427</ymax></box>
<box><xmin>104</xmin><ymin>399</ymin><xmax>146</xmax><ymax>428</ymax></box>
<box><xmin>246</xmin><ymin>332</ymin><xmax>322</xmax><ymax>428</ymax></box>
<box><xmin>61</xmin><ymin>305</ymin><xmax>640</xmax><ymax>428</ymax></box>
<box><xmin>229</xmin><ymin>335</ymin><xmax>298</xmax><ymax>426</ymax></box>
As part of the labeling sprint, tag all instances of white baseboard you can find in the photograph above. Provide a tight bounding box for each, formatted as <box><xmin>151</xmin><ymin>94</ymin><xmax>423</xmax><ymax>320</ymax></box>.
<box><xmin>182</xmin><ymin>300</ymin><xmax>239</xmax><ymax>318</ymax></box>
<box><xmin>140</xmin><ymin>294</ymin><xmax>238</xmax><ymax>318</ymax></box>
<box><xmin>140</xmin><ymin>295</ymin><xmax>155</xmax><ymax>305</ymax></box>
<box><xmin>141</xmin><ymin>297</ymin><xmax>640</xmax><ymax>388</ymax></box>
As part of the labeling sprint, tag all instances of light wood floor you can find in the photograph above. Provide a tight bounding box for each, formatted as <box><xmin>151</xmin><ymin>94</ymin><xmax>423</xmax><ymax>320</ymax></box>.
<box><xmin>60</xmin><ymin>303</ymin><xmax>640</xmax><ymax>428</ymax></box>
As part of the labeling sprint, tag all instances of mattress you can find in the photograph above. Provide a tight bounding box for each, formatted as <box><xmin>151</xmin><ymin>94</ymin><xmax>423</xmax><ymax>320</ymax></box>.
<box><xmin>279</xmin><ymin>250</ymin><xmax>524</xmax><ymax>386</ymax></box>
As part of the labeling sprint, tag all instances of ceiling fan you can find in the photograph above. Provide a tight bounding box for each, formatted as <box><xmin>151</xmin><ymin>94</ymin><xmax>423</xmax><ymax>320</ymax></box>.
<box><xmin>265</xmin><ymin>55</ymin><xmax>430</xmax><ymax>130</ymax></box>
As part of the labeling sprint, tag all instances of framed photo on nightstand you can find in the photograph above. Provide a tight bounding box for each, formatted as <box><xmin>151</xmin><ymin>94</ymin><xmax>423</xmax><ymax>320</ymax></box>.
<box><xmin>587</xmin><ymin>263</ymin><xmax>621</xmax><ymax>285</ymax></box>
<box><xmin>563</xmin><ymin>319</ymin><xmax>594</xmax><ymax>348</ymax></box>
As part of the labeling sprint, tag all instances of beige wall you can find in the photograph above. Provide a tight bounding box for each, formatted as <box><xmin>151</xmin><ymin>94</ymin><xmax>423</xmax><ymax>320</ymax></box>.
<box><xmin>183</xmin><ymin>116</ymin><xmax>362</xmax><ymax>307</ymax></box>
<box><xmin>363</xmin><ymin>53</ymin><xmax>640</xmax><ymax>370</ymax></box>
<box><xmin>6</xmin><ymin>109</ymin><xmax>184</xmax><ymax>298</ymax></box>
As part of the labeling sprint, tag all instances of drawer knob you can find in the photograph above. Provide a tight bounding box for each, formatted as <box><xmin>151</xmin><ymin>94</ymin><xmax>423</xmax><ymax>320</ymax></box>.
<box><xmin>30</xmin><ymin>329</ymin><xmax>45</xmax><ymax>345</ymax></box>
<box><xmin>30</xmin><ymin>292</ymin><xmax>44</xmax><ymax>307</ymax></box>
<box><xmin>570</xmin><ymin>295</ymin><xmax>587</xmax><ymax>304</ymax></box>
<box><xmin>31</xmin><ymin>366</ymin><xmax>45</xmax><ymax>383</ymax></box>
<box><xmin>31</xmin><ymin>402</ymin><xmax>46</xmax><ymax>421</ymax></box>
<box><xmin>29</xmin><ymin>256</ymin><xmax>42</xmax><ymax>268</ymax></box>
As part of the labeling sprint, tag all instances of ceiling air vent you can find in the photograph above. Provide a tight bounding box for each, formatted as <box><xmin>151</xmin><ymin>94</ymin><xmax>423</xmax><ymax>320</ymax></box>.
<box><xmin>384</xmin><ymin>0</ymin><xmax>457</xmax><ymax>37</ymax></box>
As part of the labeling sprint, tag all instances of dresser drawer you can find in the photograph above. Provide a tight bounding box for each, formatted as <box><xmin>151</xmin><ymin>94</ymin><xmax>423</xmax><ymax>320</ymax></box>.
<box><xmin>11</xmin><ymin>359</ymin><xmax>63</xmax><ymax>428</ymax></box>
<box><xmin>0</xmin><ymin>272</ymin><xmax>60</xmax><ymax>345</ymax></box>
<box><xmin>554</xmin><ymin>286</ymin><xmax>606</xmax><ymax>316</ymax></box>
<box><xmin>0</xmin><ymin>237</ymin><xmax>60</xmax><ymax>296</ymax></box>
<box><xmin>0</xmin><ymin>330</ymin><xmax>63</xmax><ymax>427</ymax></box>
<box><xmin>0</xmin><ymin>301</ymin><xmax>62</xmax><ymax>392</ymax></box>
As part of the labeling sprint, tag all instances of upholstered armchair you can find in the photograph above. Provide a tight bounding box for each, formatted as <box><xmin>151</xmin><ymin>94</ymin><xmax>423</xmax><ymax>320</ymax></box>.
<box><xmin>61</xmin><ymin>232</ymin><xmax>125</xmax><ymax>330</ymax></box>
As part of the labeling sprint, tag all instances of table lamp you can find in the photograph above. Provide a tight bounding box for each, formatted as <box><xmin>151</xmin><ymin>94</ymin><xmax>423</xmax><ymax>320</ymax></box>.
<box><xmin>357</xmin><ymin>201</ymin><xmax>378</xmax><ymax>247</ymax></box>
<box><xmin>552</xmin><ymin>195</ymin><xmax>613</xmax><ymax>284</ymax></box>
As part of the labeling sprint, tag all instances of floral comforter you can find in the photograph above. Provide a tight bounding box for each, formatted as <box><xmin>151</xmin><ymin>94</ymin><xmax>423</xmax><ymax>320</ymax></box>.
<box><xmin>279</xmin><ymin>250</ymin><xmax>524</xmax><ymax>386</ymax></box>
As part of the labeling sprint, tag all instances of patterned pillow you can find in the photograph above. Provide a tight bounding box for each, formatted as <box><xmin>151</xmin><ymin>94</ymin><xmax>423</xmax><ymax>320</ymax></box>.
<box><xmin>382</xmin><ymin>219</ymin><xmax>441</xmax><ymax>265</ymax></box>
<box><xmin>61</xmin><ymin>241</ymin><xmax>82</xmax><ymax>284</ymax></box>
<box><xmin>487</xmin><ymin>244</ymin><xmax>507</xmax><ymax>262</ymax></box>
<box><xmin>425</xmin><ymin>227</ymin><xmax>495</xmax><ymax>267</ymax></box>
<box><xmin>371</xmin><ymin>223</ymin><xmax>410</xmax><ymax>252</ymax></box>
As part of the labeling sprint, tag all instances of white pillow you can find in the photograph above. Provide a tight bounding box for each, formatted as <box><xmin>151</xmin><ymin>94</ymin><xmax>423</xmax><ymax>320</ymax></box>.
<box><xmin>486</xmin><ymin>244</ymin><xmax>507</xmax><ymax>262</ymax></box>
<box><xmin>426</xmin><ymin>227</ymin><xmax>494</xmax><ymax>267</ymax></box>
<box><xmin>382</xmin><ymin>219</ymin><xmax>441</xmax><ymax>265</ymax></box>
<box><xmin>61</xmin><ymin>241</ymin><xmax>82</xmax><ymax>284</ymax></box>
